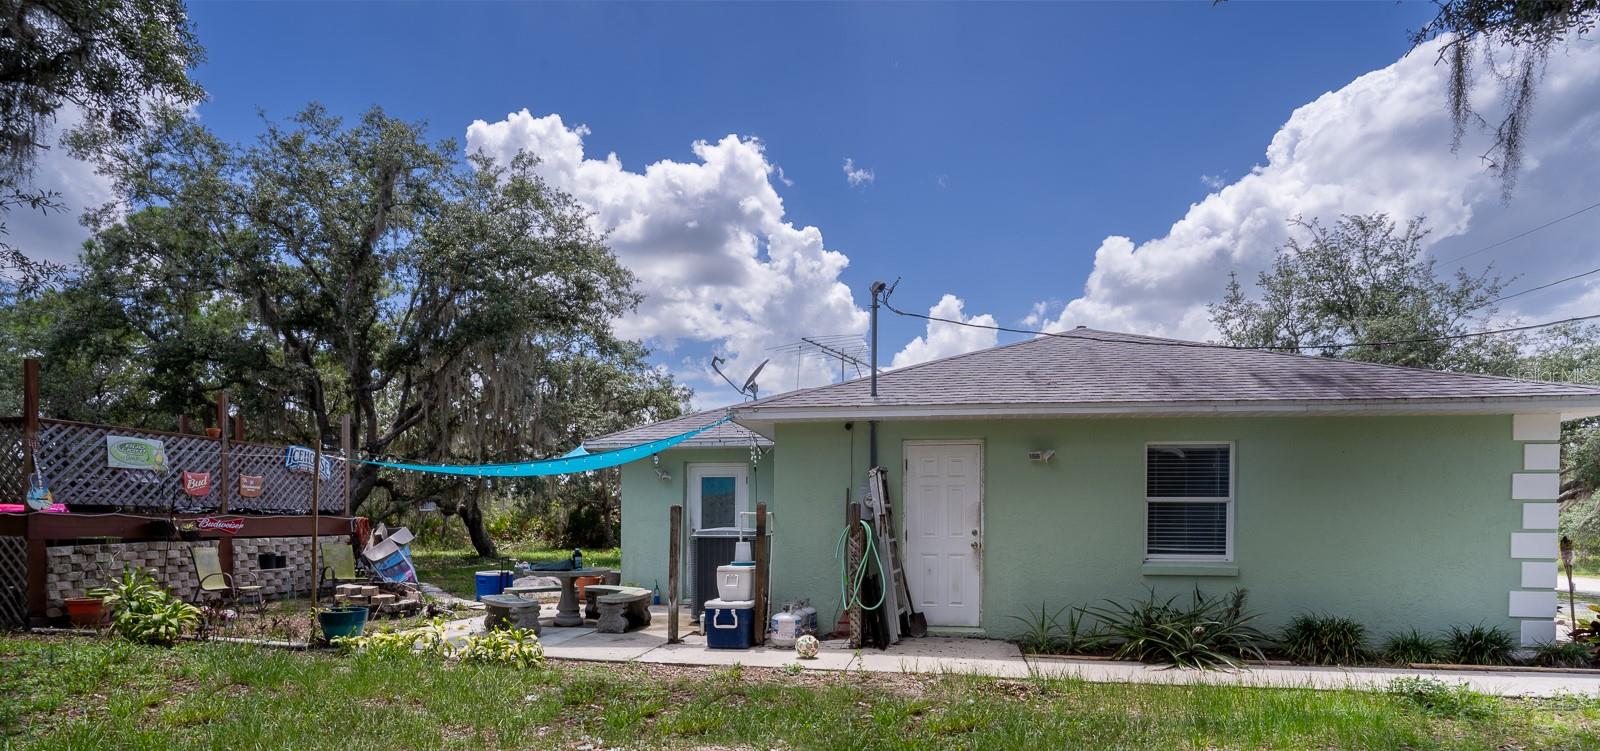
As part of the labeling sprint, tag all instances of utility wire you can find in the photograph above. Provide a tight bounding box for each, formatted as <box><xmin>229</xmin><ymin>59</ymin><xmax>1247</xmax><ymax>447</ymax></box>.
<box><xmin>1478</xmin><ymin>265</ymin><xmax>1600</xmax><ymax>309</ymax></box>
<box><xmin>881</xmin><ymin>292</ymin><xmax>1600</xmax><ymax>352</ymax></box>
<box><xmin>1437</xmin><ymin>199</ymin><xmax>1600</xmax><ymax>265</ymax></box>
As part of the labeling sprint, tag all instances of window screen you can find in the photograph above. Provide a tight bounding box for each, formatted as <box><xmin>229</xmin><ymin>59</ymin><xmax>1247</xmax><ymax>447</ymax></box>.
<box><xmin>1145</xmin><ymin>444</ymin><xmax>1231</xmax><ymax>559</ymax></box>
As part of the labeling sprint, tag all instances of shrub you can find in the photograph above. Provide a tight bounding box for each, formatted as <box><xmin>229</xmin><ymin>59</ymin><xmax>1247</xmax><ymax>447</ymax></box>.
<box><xmin>1386</xmin><ymin>677</ymin><xmax>1497</xmax><ymax>719</ymax></box>
<box><xmin>1381</xmin><ymin>628</ymin><xmax>1444</xmax><ymax>665</ymax></box>
<box><xmin>1280</xmin><ymin>613</ymin><xmax>1371</xmax><ymax>665</ymax></box>
<box><xmin>1444</xmin><ymin>623</ymin><xmax>1517</xmax><ymax>666</ymax></box>
<box><xmin>96</xmin><ymin>568</ymin><xmax>200</xmax><ymax>646</ymax></box>
<box><xmin>1533</xmin><ymin>641</ymin><xmax>1594</xmax><ymax>669</ymax></box>
<box><xmin>1083</xmin><ymin>588</ymin><xmax>1266</xmax><ymax>670</ymax></box>
<box><xmin>1010</xmin><ymin>602</ymin><xmax>1100</xmax><ymax>655</ymax></box>
<box><xmin>460</xmin><ymin>628</ymin><xmax>545</xmax><ymax>669</ymax></box>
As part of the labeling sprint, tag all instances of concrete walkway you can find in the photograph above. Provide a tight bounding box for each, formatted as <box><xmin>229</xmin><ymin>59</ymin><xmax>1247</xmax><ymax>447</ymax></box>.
<box><xmin>436</xmin><ymin>603</ymin><xmax>1600</xmax><ymax>698</ymax></box>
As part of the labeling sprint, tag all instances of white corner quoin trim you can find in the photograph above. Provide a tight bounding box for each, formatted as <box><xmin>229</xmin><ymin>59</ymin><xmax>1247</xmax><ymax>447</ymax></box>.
<box><xmin>1512</xmin><ymin>413</ymin><xmax>1562</xmax><ymax>441</ymax></box>
<box><xmin>1521</xmin><ymin>561</ymin><xmax>1558</xmax><ymax>589</ymax></box>
<box><xmin>1524</xmin><ymin>443</ymin><xmax>1561</xmax><ymax>471</ymax></box>
<box><xmin>1512</xmin><ymin>472</ymin><xmax>1561</xmax><ymax>500</ymax></box>
<box><xmin>1510</xmin><ymin>413</ymin><xmax>1561</xmax><ymax>646</ymax></box>
<box><xmin>1522</xmin><ymin>503</ymin><xmax>1559</xmax><ymax>530</ymax></box>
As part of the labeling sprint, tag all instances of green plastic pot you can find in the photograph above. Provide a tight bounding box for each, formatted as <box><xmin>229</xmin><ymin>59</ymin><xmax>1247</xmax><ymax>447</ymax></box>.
<box><xmin>317</xmin><ymin>605</ymin><xmax>368</xmax><ymax>641</ymax></box>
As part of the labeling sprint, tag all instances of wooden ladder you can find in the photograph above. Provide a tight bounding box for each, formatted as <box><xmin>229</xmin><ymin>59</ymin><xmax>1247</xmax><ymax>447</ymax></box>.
<box><xmin>866</xmin><ymin>466</ymin><xmax>910</xmax><ymax>643</ymax></box>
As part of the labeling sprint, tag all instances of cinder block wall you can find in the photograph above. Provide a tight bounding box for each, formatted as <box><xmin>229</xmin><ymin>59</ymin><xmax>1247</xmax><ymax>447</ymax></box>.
<box><xmin>233</xmin><ymin>536</ymin><xmax>350</xmax><ymax>598</ymax></box>
<box><xmin>45</xmin><ymin>535</ymin><xmax>350</xmax><ymax>617</ymax></box>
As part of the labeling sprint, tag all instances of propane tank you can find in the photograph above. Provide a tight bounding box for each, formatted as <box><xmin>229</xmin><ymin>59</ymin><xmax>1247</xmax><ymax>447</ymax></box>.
<box><xmin>769</xmin><ymin>607</ymin><xmax>801</xmax><ymax>648</ymax></box>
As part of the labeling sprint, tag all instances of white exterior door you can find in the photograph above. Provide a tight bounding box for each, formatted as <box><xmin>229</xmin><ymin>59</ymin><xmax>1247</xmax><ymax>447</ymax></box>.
<box><xmin>903</xmin><ymin>441</ymin><xmax>983</xmax><ymax>628</ymax></box>
<box><xmin>687</xmin><ymin>463</ymin><xmax>748</xmax><ymax>533</ymax></box>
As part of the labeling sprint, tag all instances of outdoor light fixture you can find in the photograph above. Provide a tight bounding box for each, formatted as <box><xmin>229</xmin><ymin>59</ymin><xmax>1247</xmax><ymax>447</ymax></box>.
<box><xmin>653</xmin><ymin>454</ymin><xmax>671</xmax><ymax>481</ymax></box>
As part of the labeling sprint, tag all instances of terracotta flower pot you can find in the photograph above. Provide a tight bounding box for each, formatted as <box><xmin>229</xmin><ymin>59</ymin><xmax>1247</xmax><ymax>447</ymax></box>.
<box><xmin>206</xmin><ymin>427</ymin><xmax>222</xmax><ymax>438</ymax></box>
<box><xmin>575</xmin><ymin>575</ymin><xmax>604</xmax><ymax>598</ymax></box>
<box><xmin>64</xmin><ymin>597</ymin><xmax>105</xmax><ymax>627</ymax></box>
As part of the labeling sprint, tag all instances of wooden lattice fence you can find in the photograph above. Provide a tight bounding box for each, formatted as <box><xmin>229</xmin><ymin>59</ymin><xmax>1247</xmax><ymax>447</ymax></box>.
<box><xmin>228</xmin><ymin>440</ymin><xmax>346</xmax><ymax>514</ymax></box>
<box><xmin>0</xmin><ymin>419</ymin><xmax>345</xmax><ymax>514</ymax></box>
<box><xmin>0</xmin><ymin>536</ymin><xmax>24</xmax><ymax>629</ymax></box>
<box><xmin>0</xmin><ymin>418</ymin><xmax>21</xmax><ymax>505</ymax></box>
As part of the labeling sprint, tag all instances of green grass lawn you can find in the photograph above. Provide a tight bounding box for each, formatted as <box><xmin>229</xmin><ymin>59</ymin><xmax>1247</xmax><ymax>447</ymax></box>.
<box><xmin>411</xmin><ymin>545</ymin><xmax>621</xmax><ymax>598</ymax></box>
<box><xmin>4</xmin><ymin>634</ymin><xmax>1600</xmax><ymax>750</ymax></box>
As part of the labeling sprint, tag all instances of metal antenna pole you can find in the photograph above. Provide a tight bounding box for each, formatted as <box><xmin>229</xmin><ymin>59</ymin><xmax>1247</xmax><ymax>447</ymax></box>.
<box><xmin>868</xmin><ymin>281</ymin><xmax>885</xmax><ymax>469</ymax></box>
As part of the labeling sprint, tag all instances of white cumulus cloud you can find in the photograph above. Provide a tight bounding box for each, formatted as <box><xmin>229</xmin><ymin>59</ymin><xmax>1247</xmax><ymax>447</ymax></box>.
<box><xmin>842</xmin><ymin>157</ymin><xmax>875</xmax><ymax>187</ymax></box>
<box><xmin>890</xmin><ymin>294</ymin><xmax>998</xmax><ymax>369</ymax></box>
<box><xmin>4</xmin><ymin>108</ymin><xmax>117</xmax><ymax>268</ymax></box>
<box><xmin>466</xmin><ymin>109</ymin><xmax>869</xmax><ymax>407</ymax></box>
<box><xmin>1047</xmin><ymin>36</ymin><xmax>1600</xmax><ymax>340</ymax></box>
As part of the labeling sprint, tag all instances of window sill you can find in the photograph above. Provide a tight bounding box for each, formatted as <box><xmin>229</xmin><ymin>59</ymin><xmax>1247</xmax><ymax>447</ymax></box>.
<box><xmin>1141</xmin><ymin>562</ymin><xmax>1239</xmax><ymax>578</ymax></box>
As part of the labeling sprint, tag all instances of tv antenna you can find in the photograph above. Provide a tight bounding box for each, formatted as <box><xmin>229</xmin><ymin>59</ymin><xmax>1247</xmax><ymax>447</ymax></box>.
<box><xmin>712</xmin><ymin>357</ymin><xmax>770</xmax><ymax>401</ymax></box>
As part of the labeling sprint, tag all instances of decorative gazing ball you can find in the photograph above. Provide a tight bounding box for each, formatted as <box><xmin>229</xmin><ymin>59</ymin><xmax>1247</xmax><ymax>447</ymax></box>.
<box><xmin>794</xmin><ymin>634</ymin><xmax>820</xmax><ymax>659</ymax></box>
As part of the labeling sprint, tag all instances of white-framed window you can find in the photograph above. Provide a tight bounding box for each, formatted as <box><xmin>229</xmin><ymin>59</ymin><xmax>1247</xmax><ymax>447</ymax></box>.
<box><xmin>686</xmin><ymin>463</ymin><xmax>749</xmax><ymax>532</ymax></box>
<box><xmin>1144</xmin><ymin>442</ymin><xmax>1233</xmax><ymax>561</ymax></box>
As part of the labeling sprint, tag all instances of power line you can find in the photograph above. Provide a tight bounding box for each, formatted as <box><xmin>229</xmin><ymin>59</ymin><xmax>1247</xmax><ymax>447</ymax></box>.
<box><xmin>1437</xmin><ymin>198</ymin><xmax>1600</xmax><ymax>265</ymax></box>
<box><xmin>1479</xmin><ymin>264</ymin><xmax>1600</xmax><ymax>309</ymax></box>
<box><xmin>881</xmin><ymin>292</ymin><xmax>1600</xmax><ymax>353</ymax></box>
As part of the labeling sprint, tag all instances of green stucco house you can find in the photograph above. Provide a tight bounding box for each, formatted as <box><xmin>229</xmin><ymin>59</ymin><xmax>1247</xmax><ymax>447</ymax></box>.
<box><xmin>587</xmin><ymin>329</ymin><xmax>1600</xmax><ymax>646</ymax></box>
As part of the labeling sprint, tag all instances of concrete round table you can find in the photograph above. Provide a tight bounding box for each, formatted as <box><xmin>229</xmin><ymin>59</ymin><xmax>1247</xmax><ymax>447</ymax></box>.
<box><xmin>545</xmin><ymin>568</ymin><xmax>612</xmax><ymax>627</ymax></box>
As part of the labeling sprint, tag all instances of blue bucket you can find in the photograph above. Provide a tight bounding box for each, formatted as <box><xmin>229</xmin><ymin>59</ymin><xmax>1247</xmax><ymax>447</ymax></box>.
<box><xmin>475</xmin><ymin>570</ymin><xmax>513</xmax><ymax>599</ymax></box>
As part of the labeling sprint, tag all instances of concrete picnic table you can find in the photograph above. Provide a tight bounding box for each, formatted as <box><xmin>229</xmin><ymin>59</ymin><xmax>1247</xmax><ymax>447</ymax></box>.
<box><xmin>542</xmin><ymin>568</ymin><xmax>615</xmax><ymax>627</ymax></box>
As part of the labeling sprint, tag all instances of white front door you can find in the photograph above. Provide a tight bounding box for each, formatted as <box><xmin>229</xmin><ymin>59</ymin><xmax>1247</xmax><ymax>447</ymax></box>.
<box><xmin>903</xmin><ymin>441</ymin><xmax>983</xmax><ymax>628</ymax></box>
<box><xmin>687</xmin><ymin>463</ymin><xmax>748</xmax><ymax>533</ymax></box>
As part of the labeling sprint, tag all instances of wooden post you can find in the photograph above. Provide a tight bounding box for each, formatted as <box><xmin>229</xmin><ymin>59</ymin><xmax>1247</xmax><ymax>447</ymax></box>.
<box><xmin>231</xmin><ymin>413</ymin><xmax>245</xmax><ymax>441</ymax></box>
<box><xmin>20</xmin><ymin>359</ymin><xmax>38</xmax><ymax>505</ymax></box>
<box><xmin>340</xmin><ymin>415</ymin><xmax>353</xmax><ymax>516</ymax></box>
<box><xmin>847</xmin><ymin>501</ymin><xmax>863</xmax><ymax>649</ymax></box>
<box><xmin>21</xmin><ymin>359</ymin><xmax>44</xmax><ymax>622</ymax></box>
<box><xmin>215</xmin><ymin>392</ymin><xmax>230</xmax><ymax>514</ymax></box>
<box><xmin>667</xmin><ymin>504</ymin><xmax>682</xmax><ymax>644</ymax></box>
<box><xmin>178</xmin><ymin>415</ymin><xmax>191</xmax><ymax>434</ymax></box>
<box><xmin>752</xmin><ymin>502</ymin><xmax>768</xmax><ymax>645</ymax></box>
<box><xmin>310</xmin><ymin>440</ymin><xmax>322</xmax><ymax>610</ymax></box>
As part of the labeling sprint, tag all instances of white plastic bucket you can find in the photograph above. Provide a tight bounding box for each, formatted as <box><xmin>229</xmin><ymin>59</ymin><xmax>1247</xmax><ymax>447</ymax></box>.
<box><xmin>734</xmin><ymin>540</ymin><xmax>753</xmax><ymax>561</ymax></box>
<box><xmin>716</xmin><ymin>564</ymin><xmax>753</xmax><ymax>600</ymax></box>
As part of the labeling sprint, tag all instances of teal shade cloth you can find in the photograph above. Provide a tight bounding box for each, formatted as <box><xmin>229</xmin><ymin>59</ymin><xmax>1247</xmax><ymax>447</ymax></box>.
<box><xmin>359</xmin><ymin>415</ymin><xmax>731</xmax><ymax>477</ymax></box>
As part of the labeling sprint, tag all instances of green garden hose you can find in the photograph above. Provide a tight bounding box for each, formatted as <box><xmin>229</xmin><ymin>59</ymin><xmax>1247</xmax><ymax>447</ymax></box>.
<box><xmin>835</xmin><ymin>519</ymin><xmax>887</xmax><ymax>611</ymax></box>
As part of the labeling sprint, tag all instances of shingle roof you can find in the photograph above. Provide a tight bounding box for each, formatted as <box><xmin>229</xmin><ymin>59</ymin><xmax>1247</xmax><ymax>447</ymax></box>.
<box><xmin>734</xmin><ymin>328</ymin><xmax>1600</xmax><ymax>417</ymax></box>
<box><xmin>583</xmin><ymin>408</ymin><xmax>771</xmax><ymax>450</ymax></box>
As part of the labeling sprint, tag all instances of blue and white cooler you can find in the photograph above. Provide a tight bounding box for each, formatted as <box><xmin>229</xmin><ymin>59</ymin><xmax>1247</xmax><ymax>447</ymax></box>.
<box><xmin>704</xmin><ymin>598</ymin><xmax>755</xmax><ymax>649</ymax></box>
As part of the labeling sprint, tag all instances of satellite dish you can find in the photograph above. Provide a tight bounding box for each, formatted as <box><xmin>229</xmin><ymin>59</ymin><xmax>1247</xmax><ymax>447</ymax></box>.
<box><xmin>741</xmin><ymin>359</ymin><xmax>770</xmax><ymax>399</ymax></box>
<box><xmin>711</xmin><ymin>356</ymin><xmax>769</xmax><ymax>401</ymax></box>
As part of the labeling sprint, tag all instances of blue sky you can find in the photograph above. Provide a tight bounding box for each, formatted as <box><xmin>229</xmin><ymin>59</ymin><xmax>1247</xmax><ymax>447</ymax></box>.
<box><xmin>26</xmin><ymin>2</ymin><xmax>1599</xmax><ymax>406</ymax></box>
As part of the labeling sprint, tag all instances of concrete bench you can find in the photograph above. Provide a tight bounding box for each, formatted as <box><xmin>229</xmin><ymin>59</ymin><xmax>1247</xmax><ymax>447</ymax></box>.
<box><xmin>585</xmin><ymin>585</ymin><xmax>652</xmax><ymax>634</ymax></box>
<box><xmin>503</xmin><ymin>584</ymin><xmax>561</xmax><ymax>599</ymax></box>
<box><xmin>480</xmin><ymin>594</ymin><xmax>542</xmax><ymax>635</ymax></box>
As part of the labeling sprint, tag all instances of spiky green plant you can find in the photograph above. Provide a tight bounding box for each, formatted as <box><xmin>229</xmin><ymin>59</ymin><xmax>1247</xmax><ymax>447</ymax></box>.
<box><xmin>1082</xmin><ymin>587</ymin><xmax>1266</xmax><ymax>670</ymax></box>
<box><xmin>1381</xmin><ymin>628</ymin><xmax>1444</xmax><ymax>665</ymax></box>
<box><xmin>1444</xmin><ymin>623</ymin><xmax>1516</xmax><ymax>666</ymax></box>
<box><xmin>1280</xmin><ymin>613</ymin><xmax>1371</xmax><ymax>665</ymax></box>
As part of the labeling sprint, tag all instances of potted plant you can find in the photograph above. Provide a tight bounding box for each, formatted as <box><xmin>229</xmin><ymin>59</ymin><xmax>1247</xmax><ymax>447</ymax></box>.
<box><xmin>64</xmin><ymin>593</ymin><xmax>107</xmax><ymax>627</ymax></box>
<box><xmin>177</xmin><ymin>521</ymin><xmax>200</xmax><ymax>541</ymax></box>
<box><xmin>317</xmin><ymin>604</ymin><xmax>369</xmax><ymax>643</ymax></box>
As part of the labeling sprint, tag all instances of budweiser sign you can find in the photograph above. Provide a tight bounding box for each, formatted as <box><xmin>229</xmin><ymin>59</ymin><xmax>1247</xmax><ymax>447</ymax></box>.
<box><xmin>181</xmin><ymin>471</ymin><xmax>211</xmax><ymax>496</ymax></box>
<box><xmin>196</xmin><ymin>516</ymin><xmax>245</xmax><ymax>534</ymax></box>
